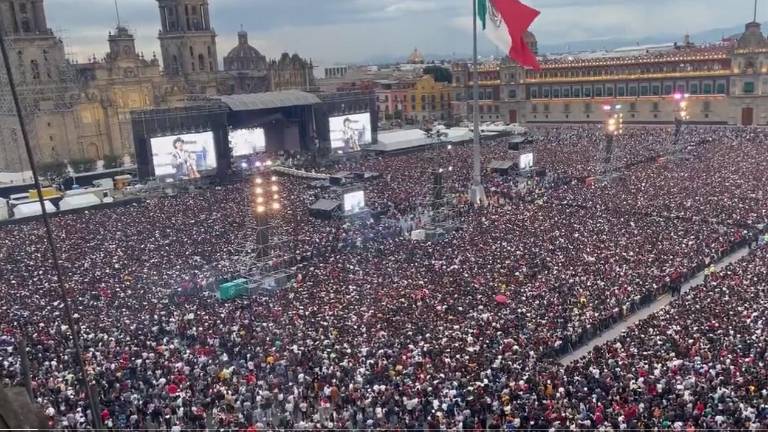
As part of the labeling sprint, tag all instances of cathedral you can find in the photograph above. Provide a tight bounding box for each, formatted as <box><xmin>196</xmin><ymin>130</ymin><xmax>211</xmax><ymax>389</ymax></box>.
<box><xmin>0</xmin><ymin>0</ymin><xmax>316</xmax><ymax>176</ymax></box>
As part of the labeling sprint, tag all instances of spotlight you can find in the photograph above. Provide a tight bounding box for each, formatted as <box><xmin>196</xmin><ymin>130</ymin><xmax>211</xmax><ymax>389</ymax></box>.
<box><xmin>272</xmin><ymin>202</ymin><xmax>281</xmax><ymax>210</ymax></box>
<box><xmin>603</xmin><ymin>105</ymin><xmax>611</xmax><ymax>111</ymax></box>
<box><xmin>271</xmin><ymin>176</ymin><xmax>277</xmax><ymax>182</ymax></box>
<box><xmin>271</xmin><ymin>185</ymin><xmax>279</xmax><ymax>192</ymax></box>
<box><xmin>448</xmin><ymin>166</ymin><xmax>453</xmax><ymax>171</ymax></box>
<box><xmin>255</xmin><ymin>187</ymin><xmax>264</xmax><ymax>194</ymax></box>
<box><xmin>255</xmin><ymin>177</ymin><xmax>263</xmax><ymax>184</ymax></box>
<box><xmin>256</xmin><ymin>205</ymin><xmax>266</xmax><ymax>213</ymax></box>
<box><xmin>447</xmin><ymin>144</ymin><xmax>452</xmax><ymax>150</ymax></box>
<box><xmin>240</xmin><ymin>161</ymin><xmax>248</xmax><ymax>169</ymax></box>
<box><xmin>255</xmin><ymin>161</ymin><xmax>263</xmax><ymax>167</ymax></box>
<box><xmin>265</xmin><ymin>160</ymin><xmax>273</xmax><ymax>166</ymax></box>
<box><xmin>256</xmin><ymin>197</ymin><xmax>264</xmax><ymax>204</ymax></box>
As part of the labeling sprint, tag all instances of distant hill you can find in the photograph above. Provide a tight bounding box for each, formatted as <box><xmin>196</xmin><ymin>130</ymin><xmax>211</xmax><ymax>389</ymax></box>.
<box><xmin>358</xmin><ymin>21</ymin><xmax>759</xmax><ymax>66</ymax></box>
<box><xmin>537</xmin><ymin>22</ymin><xmax>757</xmax><ymax>55</ymax></box>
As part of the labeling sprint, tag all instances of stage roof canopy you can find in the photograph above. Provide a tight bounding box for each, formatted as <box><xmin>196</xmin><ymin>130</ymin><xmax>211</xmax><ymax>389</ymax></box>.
<box><xmin>215</xmin><ymin>90</ymin><xmax>322</xmax><ymax>112</ymax></box>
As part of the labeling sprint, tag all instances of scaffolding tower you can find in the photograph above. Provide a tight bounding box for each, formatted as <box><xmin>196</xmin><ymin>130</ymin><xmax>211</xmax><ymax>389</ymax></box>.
<box><xmin>234</xmin><ymin>173</ymin><xmax>295</xmax><ymax>294</ymax></box>
<box><xmin>0</xmin><ymin>31</ymin><xmax>80</xmax><ymax>179</ymax></box>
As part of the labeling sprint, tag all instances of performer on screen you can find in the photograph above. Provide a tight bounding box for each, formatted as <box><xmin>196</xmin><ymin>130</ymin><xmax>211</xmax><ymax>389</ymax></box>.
<box><xmin>171</xmin><ymin>138</ymin><xmax>200</xmax><ymax>180</ymax></box>
<box><xmin>337</xmin><ymin>118</ymin><xmax>366</xmax><ymax>152</ymax></box>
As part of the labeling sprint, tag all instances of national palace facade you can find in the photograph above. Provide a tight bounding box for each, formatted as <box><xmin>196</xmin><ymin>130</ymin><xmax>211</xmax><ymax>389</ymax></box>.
<box><xmin>452</xmin><ymin>21</ymin><xmax>768</xmax><ymax>127</ymax></box>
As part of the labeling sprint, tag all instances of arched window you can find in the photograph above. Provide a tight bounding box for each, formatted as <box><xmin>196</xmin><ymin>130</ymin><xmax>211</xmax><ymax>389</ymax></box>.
<box><xmin>172</xmin><ymin>55</ymin><xmax>180</xmax><ymax>75</ymax></box>
<box><xmin>30</xmin><ymin>60</ymin><xmax>40</xmax><ymax>80</ymax></box>
<box><xmin>198</xmin><ymin>54</ymin><xmax>205</xmax><ymax>71</ymax></box>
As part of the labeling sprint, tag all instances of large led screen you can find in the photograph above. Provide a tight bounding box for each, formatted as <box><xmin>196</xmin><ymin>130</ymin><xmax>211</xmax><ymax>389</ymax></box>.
<box><xmin>151</xmin><ymin>132</ymin><xmax>217</xmax><ymax>180</ymax></box>
<box><xmin>343</xmin><ymin>190</ymin><xmax>366</xmax><ymax>214</ymax></box>
<box><xmin>230</xmin><ymin>128</ymin><xmax>267</xmax><ymax>156</ymax></box>
<box><xmin>519</xmin><ymin>153</ymin><xmax>534</xmax><ymax>171</ymax></box>
<box><xmin>329</xmin><ymin>112</ymin><xmax>372</xmax><ymax>151</ymax></box>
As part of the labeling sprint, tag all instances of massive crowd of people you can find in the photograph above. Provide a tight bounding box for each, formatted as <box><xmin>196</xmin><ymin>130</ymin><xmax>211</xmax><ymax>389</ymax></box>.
<box><xmin>0</xmin><ymin>125</ymin><xmax>767</xmax><ymax>430</ymax></box>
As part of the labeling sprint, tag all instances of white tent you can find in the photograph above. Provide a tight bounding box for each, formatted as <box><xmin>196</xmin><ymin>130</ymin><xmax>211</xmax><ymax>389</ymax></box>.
<box><xmin>59</xmin><ymin>193</ymin><xmax>102</xmax><ymax>211</ymax></box>
<box><xmin>13</xmin><ymin>201</ymin><xmax>57</xmax><ymax>219</ymax></box>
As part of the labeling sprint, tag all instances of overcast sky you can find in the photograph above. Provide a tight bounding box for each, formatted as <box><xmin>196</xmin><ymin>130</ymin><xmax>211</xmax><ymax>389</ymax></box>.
<box><xmin>46</xmin><ymin>0</ymin><xmax>762</xmax><ymax>65</ymax></box>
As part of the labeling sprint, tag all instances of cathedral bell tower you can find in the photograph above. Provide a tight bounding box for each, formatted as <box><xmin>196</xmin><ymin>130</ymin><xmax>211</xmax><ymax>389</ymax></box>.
<box><xmin>0</xmin><ymin>0</ymin><xmax>52</xmax><ymax>36</ymax></box>
<box><xmin>156</xmin><ymin>0</ymin><xmax>218</xmax><ymax>84</ymax></box>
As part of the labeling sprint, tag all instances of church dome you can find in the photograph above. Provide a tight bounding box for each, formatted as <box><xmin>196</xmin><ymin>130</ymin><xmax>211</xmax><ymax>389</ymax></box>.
<box><xmin>524</xmin><ymin>31</ymin><xmax>538</xmax><ymax>55</ymax></box>
<box><xmin>408</xmin><ymin>48</ymin><xmax>425</xmax><ymax>64</ymax></box>
<box><xmin>224</xmin><ymin>30</ymin><xmax>267</xmax><ymax>71</ymax></box>
<box><xmin>737</xmin><ymin>21</ymin><xmax>768</xmax><ymax>50</ymax></box>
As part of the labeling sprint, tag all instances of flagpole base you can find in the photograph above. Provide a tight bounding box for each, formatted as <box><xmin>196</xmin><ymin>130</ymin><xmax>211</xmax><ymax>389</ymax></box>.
<box><xmin>469</xmin><ymin>185</ymin><xmax>487</xmax><ymax>206</ymax></box>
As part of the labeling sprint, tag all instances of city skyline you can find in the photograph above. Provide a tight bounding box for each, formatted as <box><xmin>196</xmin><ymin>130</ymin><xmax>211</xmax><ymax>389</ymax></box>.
<box><xmin>45</xmin><ymin>0</ymin><xmax>765</xmax><ymax>66</ymax></box>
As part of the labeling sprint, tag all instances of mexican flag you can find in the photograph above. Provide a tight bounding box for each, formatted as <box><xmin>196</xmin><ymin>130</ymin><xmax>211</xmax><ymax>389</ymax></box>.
<box><xmin>477</xmin><ymin>0</ymin><xmax>541</xmax><ymax>70</ymax></box>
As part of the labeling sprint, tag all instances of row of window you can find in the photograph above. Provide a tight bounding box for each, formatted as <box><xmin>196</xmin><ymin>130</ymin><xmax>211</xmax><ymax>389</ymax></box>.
<box><xmin>467</xmin><ymin>105</ymin><xmax>500</xmax><ymax>114</ymax></box>
<box><xmin>530</xmin><ymin>100</ymin><xmax>713</xmax><ymax>113</ymax></box>
<box><xmin>528</xmin><ymin>80</ymin><xmax>729</xmax><ymax>99</ymax></box>
<box><xmin>455</xmin><ymin>88</ymin><xmax>496</xmax><ymax>101</ymax></box>
<box><xmin>377</xmin><ymin>94</ymin><xmax>449</xmax><ymax>103</ymax></box>
<box><xmin>527</xmin><ymin>62</ymin><xmax>726</xmax><ymax>80</ymax></box>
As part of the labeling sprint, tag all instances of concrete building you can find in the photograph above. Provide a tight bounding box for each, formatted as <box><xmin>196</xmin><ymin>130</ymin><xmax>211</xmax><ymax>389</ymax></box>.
<box><xmin>375</xmin><ymin>79</ymin><xmax>415</xmax><ymax>121</ymax></box>
<box><xmin>406</xmin><ymin>75</ymin><xmax>452</xmax><ymax>123</ymax></box>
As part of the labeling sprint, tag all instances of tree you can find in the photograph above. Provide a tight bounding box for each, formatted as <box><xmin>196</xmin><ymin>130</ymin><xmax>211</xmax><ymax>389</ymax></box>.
<box><xmin>423</xmin><ymin>65</ymin><xmax>452</xmax><ymax>84</ymax></box>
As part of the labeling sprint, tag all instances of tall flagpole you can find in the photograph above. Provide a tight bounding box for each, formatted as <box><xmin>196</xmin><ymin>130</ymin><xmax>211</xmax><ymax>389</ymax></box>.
<box><xmin>470</xmin><ymin>0</ymin><xmax>486</xmax><ymax>205</ymax></box>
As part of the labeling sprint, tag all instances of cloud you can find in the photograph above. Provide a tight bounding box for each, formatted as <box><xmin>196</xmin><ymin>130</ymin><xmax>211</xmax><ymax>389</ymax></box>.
<box><xmin>43</xmin><ymin>0</ymin><xmax>760</xmax><ymax>64</ymax></box>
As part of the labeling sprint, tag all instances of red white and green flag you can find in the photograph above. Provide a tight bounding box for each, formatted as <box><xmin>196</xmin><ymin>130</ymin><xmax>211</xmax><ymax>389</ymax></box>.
<box><xmin>477</xmin><ymin>0</ymin><xmax>541</xmax><ymax>70</ymax></box>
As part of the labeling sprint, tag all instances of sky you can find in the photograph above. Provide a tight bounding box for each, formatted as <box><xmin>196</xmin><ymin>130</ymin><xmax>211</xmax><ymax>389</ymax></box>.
<box><xmin>45</xmin><ymin>0</ymin><xmax>762</xmax><ymax>66</ymax></box>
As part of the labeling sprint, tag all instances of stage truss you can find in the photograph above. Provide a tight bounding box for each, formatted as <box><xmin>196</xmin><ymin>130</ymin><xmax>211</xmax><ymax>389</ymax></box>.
<box><xmin>233</xmin><ymin>175</ymin><xmax>296</xmax><ymax>294</ymax></box>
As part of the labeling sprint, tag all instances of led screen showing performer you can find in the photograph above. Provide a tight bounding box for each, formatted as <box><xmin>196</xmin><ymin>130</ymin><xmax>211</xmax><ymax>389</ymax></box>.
<box><xmin>151</xmin><ymin>132</ymin><xmax>217</xmax><ymax>180</ymax></box>
<box><xmin>329</xmin><ymin>112</ymin><xmax>372</xmax><ymax>152</ymax></box>
<box><xmin>343</xmin><ymin>190</ymin><xmax>366</xmax><ymax>215</ymax></box>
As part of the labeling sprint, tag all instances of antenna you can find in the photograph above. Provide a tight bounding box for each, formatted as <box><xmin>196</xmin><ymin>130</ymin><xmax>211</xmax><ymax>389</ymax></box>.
<box><xmin>114</xmin><ymin>0</ymin><xmax>122</xmax><ymax>27</ymax></box>
<box><xmin>755</xmin><ymin>0</ymin><xmax>759</xmax><ymax>22</ymax></box>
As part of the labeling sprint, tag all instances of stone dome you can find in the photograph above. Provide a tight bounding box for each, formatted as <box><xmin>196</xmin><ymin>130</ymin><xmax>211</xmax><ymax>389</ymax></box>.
<box><xmin>524</xmin><ymin>31</ymin><xmax>538</xmax><ymax>55</ymax></box>
<box><xmin>408</xmin><ymin>48</ymin><xmax>425</xmax><ymax>64</ymax></box>
<box><xmin>737</xmin><ymin>22</ymin><xmax>768</xmax><ymax>50</ymax></box>
<box><xmin>223</xmin><ymin>30</ymin><xmax>267</xmax><ymax>71</ymax></box>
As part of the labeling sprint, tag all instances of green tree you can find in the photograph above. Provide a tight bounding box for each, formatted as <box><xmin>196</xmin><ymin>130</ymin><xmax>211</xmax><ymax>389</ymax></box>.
<box><xmin>423</xmin><ymin>65</ymin><xmax>453</xmax><ymax>84</ymax></box>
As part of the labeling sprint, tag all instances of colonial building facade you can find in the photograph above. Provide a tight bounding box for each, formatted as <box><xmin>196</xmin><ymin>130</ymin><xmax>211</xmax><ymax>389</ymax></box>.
<box><xmin>0</xmin><ymin>0</ymin><xmax>315</xmax><ymax>176</ymax></box>
<box><xmin>452</xmin><ymin>22</ymin><xmax>768</xmax><ymax>127</ymax></box>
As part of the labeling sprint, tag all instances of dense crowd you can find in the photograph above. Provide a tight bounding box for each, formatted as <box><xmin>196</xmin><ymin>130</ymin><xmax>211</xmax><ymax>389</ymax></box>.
<box><xmin>0</xmin><ymin>125</ymin><xmax>767</xmax><ymax>430</ymax></box>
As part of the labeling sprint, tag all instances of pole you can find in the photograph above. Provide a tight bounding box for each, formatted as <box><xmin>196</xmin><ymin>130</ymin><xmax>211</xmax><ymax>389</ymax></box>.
<box><xmin>755</xmin><ymin>0</ymin><xmax>758</xmax><ymax>22</ymax></box>
<box><xmin>114</xmin><ymin>0</ymin><xmax>121</xmax><ymax>27</ymax></box>
<box><xmin>0</xmin><ymin>26</ymin><xmax>103</xmax><ymax>431</ymax></box>
<box><xmin>469</xmin><ymin>0</ymin><xmax>486</xmax><ymax>205</ymax></box>
<box><xmin>17</xmin><ymin>330</ymin><xmax>33</xmax><ymax>401</ymax></box>
<box><xmin>470</xmin><ymin>0</ymin><xmax>486</xmax><ymax>205</ymax></box>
